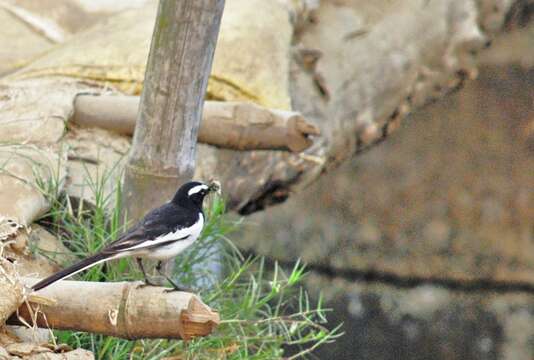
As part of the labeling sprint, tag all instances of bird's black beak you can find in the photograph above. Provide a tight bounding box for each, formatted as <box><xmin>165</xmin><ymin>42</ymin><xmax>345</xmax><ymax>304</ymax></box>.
<box><xmin>208</xmin><ymin>180</ymin><xmax>221</xmax><ymax>195</ymax></box>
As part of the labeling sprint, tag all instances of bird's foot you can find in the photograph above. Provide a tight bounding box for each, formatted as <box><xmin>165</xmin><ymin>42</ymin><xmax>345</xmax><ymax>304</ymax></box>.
<box><xmin>164</xmin><ymin>286</ymin><xmax>196</xmax><ymax>293</ymax></box>
<box><xmin>137</xmin><ymin>279</ymin><xmax>159</xmax><ymax>288</ymax></box>
<box><xmin>163</xmin><ymin>278</ymin><xmax>196</xmax><ymax>293</ymax></box>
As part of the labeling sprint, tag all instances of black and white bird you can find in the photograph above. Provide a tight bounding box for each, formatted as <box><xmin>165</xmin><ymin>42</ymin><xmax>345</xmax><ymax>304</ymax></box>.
<box><xmin>31</xmin><ymin>180</ymin><xmax>221</xmax><ymax>291</ymax></box>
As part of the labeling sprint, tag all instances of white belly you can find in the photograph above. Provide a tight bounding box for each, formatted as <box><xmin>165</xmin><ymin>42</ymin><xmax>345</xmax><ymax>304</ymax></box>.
<box><xmin>145</xmin><ymin>237</ymin><xmax>197</xmax><ymax>260</ymax></box>
<box><xmin>138</xmin><ymin>213</ymin><xmax>204</xmax><ymax>260</ymax></box>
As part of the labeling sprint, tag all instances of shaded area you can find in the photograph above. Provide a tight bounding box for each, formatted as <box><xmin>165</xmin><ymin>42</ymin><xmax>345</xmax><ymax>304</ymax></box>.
<box><xmin>308</xmin><ymin>276</ymin><xmax>507</xmax><ymax>360</ymax></box>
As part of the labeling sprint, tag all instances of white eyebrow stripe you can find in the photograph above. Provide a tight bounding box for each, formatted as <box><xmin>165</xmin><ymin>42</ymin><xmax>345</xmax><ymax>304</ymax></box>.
<box><xmin>188</xmin><ymin>184</ymin><xmax>208</xmax><ymax>196</ymax></box>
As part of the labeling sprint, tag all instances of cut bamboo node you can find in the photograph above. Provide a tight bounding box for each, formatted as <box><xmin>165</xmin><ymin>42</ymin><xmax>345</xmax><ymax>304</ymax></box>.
<box><xmin>180</xmin><ymin>295</ymin><xmax>221</xmax><ymax>340</ymax></box>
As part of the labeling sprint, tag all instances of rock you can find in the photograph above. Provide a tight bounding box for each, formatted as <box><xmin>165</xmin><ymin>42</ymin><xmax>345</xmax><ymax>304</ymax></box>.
<box><xmin>1</xmin><ymin>224</ymin><xmax>74</xmax><ymax>289</ymax></box>
<box><xmin>64</xmin><ymin>126</ymin><xmax>129</xmax><ymax>209</ymax></box>
<box><xmin>0</xmin><ymin>145</ymin><xmax>66</xmax><ymax>225</ymax></box>
<box><xmin>28</xmin><ymin>225</ymin><xmax>75</xmax><ymax>267</ymax></box>
<box><xmin>0</xmin><ymin>7</ymin><xmax>53</xmax><ymax>75</ymax></box>
<box><xmin>0</xmin><ymin>82</ymin><xmax>74</xmax><ymax>144</ymax></box>
<box><xmin>5</xmin><ymin>343</ymin><xmax>50</xmax><ymax>357</ymax></box>
<box><xmin>0</xmin><ymin>343</ymin><xmax>94</xmax><ymax>360</ymax></box>
<box><xmin>4</xmin><ymin>0</ymin><xmax>293</xmax><ymax>109</ymax></box>
<box><xmin>4</xmin><ymin>225</ymin><xmax>74</xmax><ymax>278</ymax></box>
<box><xmin>7</xmin><ymin>326</ymin><xmax>49</xmax><ymax>348</ymax></box>
<box><xmin>235</xmin><ymin>64</ymin><xmax>534</xmax><ymax>284</ymax></box>
<box><xmin>208</xmin><ymin>0</ymin><xmax>292</xmax><ymax>109</ymax></box>
<box><xmin>0</xmin><ymin>0</ymin><xmax>148</xmax><ymax>75</ymax></box>
<box><xmin>0</xmin><ymin>326</ymin><xmax>93</xmax><ymax>359</ymax></box>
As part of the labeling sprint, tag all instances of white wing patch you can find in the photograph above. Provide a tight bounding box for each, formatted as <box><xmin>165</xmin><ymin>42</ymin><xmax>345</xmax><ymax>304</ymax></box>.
<box><xmin>188</xmin><ymin>184</ymin><xmax>209</xmax><ymax>196</ymax></box>
<box><xmin>126</xmin><ymin>213</ymin><xmax>204</xmax><ymax>252</ymax></box>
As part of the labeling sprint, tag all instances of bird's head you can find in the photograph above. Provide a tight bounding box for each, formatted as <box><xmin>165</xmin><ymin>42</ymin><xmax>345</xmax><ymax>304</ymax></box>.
<box><xmin>172</xmin><ymin>180</ymin><xmax>221</xmax><ymax>208</ymax></box>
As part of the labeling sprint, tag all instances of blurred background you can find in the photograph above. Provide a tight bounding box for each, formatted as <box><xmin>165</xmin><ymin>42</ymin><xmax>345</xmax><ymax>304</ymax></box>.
<box><xmin>236</xmin><ymin>23</ymin><xmax>534</xmax><ymax>359</ymax></box>
<box><xmin>1</xmin><ymin>0</ymin><xmax>533</xmax><ymax>359</ymax></box>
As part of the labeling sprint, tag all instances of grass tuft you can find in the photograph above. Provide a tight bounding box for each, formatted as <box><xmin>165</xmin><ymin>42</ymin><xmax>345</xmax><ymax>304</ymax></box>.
<box><xmin>30</xmin><ymin>164</ymin><xmax>341</xmax><ymax>359</ymax></box>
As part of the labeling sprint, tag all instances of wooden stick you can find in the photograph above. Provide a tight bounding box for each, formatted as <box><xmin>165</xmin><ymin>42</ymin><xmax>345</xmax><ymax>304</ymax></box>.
<box><xmin>201</xmin><ymin>101</ymin><xmax>320</xmax><ymax>152</ymax></box>
<box><xmin>7</xmin><ymin>279</ymin><xmax>219</xmax><ymax>340</ymax></box>
<box><xmin>72</xmin><ymin>95</ymin><xmax>320</xmax><ymax>152</ymax></box>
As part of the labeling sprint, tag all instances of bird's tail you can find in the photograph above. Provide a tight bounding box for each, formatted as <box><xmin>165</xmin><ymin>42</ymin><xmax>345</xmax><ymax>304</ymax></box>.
<box><xmin>31</xmin><ymin>252</ymin><xmax>113</xmax><ymax>291</ymax></box>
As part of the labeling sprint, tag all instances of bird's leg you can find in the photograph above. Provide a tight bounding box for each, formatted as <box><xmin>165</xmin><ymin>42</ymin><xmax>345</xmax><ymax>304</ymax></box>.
<box><xmin>156</xmin><ymin>261</ymin><xmax>190</xmax><ymax>292</ymax></box>
<box><xmin>137</xmin><ymin>258</ymin><xmax>157</xmax><ymax>287</ymax></box>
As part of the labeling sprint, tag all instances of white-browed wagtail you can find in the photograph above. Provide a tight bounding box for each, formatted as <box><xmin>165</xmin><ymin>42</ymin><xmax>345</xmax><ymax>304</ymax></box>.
<box><xmin>31</xmin><ymin>180</ymin><xmax>221</xmax><ymax>291</ymax></box>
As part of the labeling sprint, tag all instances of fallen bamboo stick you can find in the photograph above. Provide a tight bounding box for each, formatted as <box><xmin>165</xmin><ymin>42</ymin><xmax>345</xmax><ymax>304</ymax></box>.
<box><xmin>7</xmin><ymin>278</ymin><xmax>219</xmax><ymax>340</ymax></box>
<box><xmin>72</xmin><ymin>95</ymin><xmax>320</xmax><ymax>152</ymax></box>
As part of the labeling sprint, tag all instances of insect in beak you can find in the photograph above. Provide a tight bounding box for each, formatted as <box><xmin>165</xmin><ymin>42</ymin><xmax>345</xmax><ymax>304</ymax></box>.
<box><xmin>208</xmin><ymin>180</ymin><xmax>221</xmax><ymax>195</ymax></box>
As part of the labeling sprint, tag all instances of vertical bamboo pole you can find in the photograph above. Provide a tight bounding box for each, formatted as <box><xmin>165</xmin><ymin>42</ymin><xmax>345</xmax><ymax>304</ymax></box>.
<box><xmin>123</xmin><ymin>0</ymin><xmax>225</xmax><ymax>222</ymax></box>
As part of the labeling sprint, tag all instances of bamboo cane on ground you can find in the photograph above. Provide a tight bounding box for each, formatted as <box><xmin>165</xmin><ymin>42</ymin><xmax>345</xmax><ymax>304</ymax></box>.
<box><xmin>7</xmin><ymin>279</ymin><xmax>219</xmax><ymax>340</ymax></box>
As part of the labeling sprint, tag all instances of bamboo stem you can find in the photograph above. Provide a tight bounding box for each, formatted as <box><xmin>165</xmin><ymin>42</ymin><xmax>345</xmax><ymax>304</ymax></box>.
<box><xmin>72</xmin><ymin>95</ymin><xmax>320</xmax><ymax>152</ymax></box>
<box><xmin>7</xmin><ymin>279</ymin><xmax>219</xmax><ymax>340</ymax></box>
<box><xmin>122</xmin><ymin>0</ymin><xmax>225</xmax><ymax>224</ymax></box>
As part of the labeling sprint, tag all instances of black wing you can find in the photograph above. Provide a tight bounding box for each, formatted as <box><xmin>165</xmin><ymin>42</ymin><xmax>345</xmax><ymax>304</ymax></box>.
<box><xmin>102</xmin><ymin>202</ymin><xmax>198</xmax><ymax>254</ymax></box>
